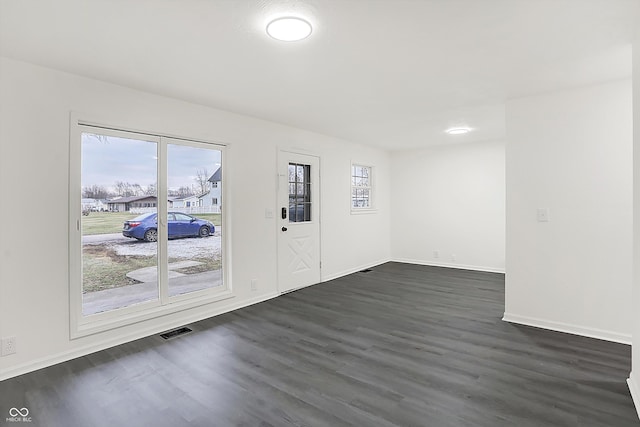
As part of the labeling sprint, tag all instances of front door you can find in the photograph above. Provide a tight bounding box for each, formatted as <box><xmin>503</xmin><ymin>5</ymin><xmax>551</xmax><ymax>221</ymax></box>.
<box><xmin>277</xmin><ymin>151</ymin><xmax>321</xmax><ymax>293</ymax></box>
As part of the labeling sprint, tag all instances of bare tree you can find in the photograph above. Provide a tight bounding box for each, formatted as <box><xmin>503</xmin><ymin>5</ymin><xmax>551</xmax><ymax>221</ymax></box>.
<box><xmin>168</xmin><ymin>186</ymin><xmax>193</xmax><ymax>197</ymax></box>
<box><xmin>86</xmin><ymin>133</ymin><xmax>109</xmax><ymax>144</ymax></box>
<box><xmin>114</xmin><ymin>181</ymin><xmax>128</xmax><ymax>197</ymax></box>
<box><xmin>144</xmin><ymin>182</ymin><xmax>157</xmax><ymax>196</ymax></box>
<box><xmin>131</xmin><ymin>183</ymin><xmax>144</xmax><ymax>196</ymax></box>
<box><xmin>179</xmin><ymin>186</ymin><xmax>194</xmax><ymax>197</ymax></box>
<box><xmin>82</xmin><ymin>184</ymin><xmax>109</xmax><ymax>199</ymax></box>
<box><xmin>194</xmin><ymin>168</ymin><xmax>210</xmax><ymax>196</ymax></box>
<box><xmin>114</xmin><ymin>181</ymin><xmax>139</xmax><ymax>197</ymax></box>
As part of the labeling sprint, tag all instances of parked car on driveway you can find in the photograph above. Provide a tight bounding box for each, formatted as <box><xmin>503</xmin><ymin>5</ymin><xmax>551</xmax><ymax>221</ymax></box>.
<box><xmin>122</xmin><ymin>212</ymin><xmax>215</xmax><ymax>242</ymax></box>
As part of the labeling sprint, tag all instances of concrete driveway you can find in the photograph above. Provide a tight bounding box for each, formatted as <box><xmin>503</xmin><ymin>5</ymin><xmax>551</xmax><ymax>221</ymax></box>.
<box><xmin>82</xmin><ymin>269</ymin><xmax>223</xmax><ymax>316</ymax></box>
<box><xmin>82</xmin><ymin>233</ymin><xmax>127</xmax><ymax>244</ymax></box>
<box><xmin>83</xmin><ymin>232</ymin><xmax>222</xmax><ymax>257</ymax></box>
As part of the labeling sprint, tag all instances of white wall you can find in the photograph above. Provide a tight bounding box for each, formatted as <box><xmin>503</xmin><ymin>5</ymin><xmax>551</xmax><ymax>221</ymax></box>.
<box><xmin>390</xmin><ymin>140</ymin><xmax>505</xmax><ymax>272</ymax></box>
<box><xmin>630</xmin><ymin>31</ymin><xmax>640</xmax><ymax>418</ymax></box>
<box><xmin>505</xmin><ymin>79</ymin><xmax>633</xmax><ymax>343</ymax></box>
<box><xmin>0</xmin><ymin>57</ymin><xmax>391</xmax><ymax>379</ymax></box>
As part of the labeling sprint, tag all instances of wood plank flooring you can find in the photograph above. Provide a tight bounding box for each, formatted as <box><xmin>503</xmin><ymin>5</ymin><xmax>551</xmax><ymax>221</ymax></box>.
<box><xmin>1</xmin><ymin>262</ymin><xmax>638</xmax><ymax>426</ymax></box>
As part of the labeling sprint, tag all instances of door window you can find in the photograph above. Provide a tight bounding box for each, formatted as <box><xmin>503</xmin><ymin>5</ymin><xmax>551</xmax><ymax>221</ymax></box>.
<box><xmin>288</xmin><ymin>163</ymin><xmax>312</xmax><ymax>222</ymax></box>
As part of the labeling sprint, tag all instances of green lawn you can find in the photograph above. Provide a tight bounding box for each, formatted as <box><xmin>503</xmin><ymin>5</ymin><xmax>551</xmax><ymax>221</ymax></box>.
<box><xmin>82</xmin><ymin>212</ymin><xmax>222</xmax><ymax>235</ymax></box>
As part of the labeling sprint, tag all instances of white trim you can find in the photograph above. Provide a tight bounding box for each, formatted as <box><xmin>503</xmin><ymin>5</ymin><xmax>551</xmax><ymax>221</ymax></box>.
<box><xmin>0</xmin><ymin>292</ymin><xmax>278</xmax><ymax>382</ymax></box>
<box><xmin>502</xmin><ymin>312</ymin><xmax>632</xmax><ymax>345</ymax></box>
<box><xmin>627</xmin><ymin>372</ymin><xmax>640</xmax><ymax>421</ymax></box>
<box><xmin>73</xmin><ymin>292</ymin><xmax>234</xmax><ymax>338</ymax></box>
<box><xmin>75</xmin><ymin>119</ymin><xmax>229</xmax><ymax>148</ymax></box>
<box><xmin>350</xmin><ymin>208</ymin><xmax>378</xmax><ymax>215</ymax></box>
<box><xmin>158</xmin><ymin>137</ymin><xmax>169</xmax><ymax>303</ymax></box>
<box><xmin>391</xmin><ymin>257</ymin><xmax>505</xmax><ymax>274</ymax></box>
<box><xmin>321</xmin><ymin>259</ymin><xmax>390</xmax><ymax>282</ymax></box>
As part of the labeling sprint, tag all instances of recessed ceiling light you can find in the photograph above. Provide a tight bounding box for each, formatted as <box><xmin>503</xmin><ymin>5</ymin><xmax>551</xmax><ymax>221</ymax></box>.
<box><xmin>266</xmin><ymin>17</ymin><xmax>312</xmax><ymax>42</ymax></box>
<box><xmin>446</xmin><ymin>127</ymin><xmax>471</xmax><ymax>135</ymax></box>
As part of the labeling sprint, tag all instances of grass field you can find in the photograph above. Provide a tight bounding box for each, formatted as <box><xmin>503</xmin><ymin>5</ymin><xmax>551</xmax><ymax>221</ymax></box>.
<box><xmin>82</xmin><ymin>211</ymin><xmax>222</xmax><ymax>235</ymax></box>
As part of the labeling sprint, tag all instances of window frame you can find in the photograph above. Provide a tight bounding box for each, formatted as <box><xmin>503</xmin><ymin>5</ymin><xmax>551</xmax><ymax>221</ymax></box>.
<box><xmin>69</xmin><ymin>119</ymin><xmax>232</xmax><ymax>339</ymax></box>
<box><xmin>350</xmin><ymin>163</ymin><xmax>376</xmax><ymax>214</ymax></box>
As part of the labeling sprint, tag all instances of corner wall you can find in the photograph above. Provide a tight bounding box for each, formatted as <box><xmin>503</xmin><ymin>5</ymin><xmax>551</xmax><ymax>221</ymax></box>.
<box><xmin>505</xmin><ymin>79</ymin><xmax>633</xmax><ymax>343</ymax></box>
<box><xmin>390</xmin><ymin>140</ymin><xmax>505</xmax><ymax>272</ymax></box>
<box><xmin>0</xmin><ymin>57</ymin><xmax>391</xmax><ymax>379</ymax></box>
<box><xmin>630</xmin><ymin>29</ymin><xmax>640</xmax><ymax>419</ymax></box>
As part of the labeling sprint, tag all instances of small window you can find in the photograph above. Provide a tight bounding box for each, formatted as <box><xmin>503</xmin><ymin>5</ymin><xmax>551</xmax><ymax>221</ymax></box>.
<box><xmin>351</xmin><ymin>164</ymin><xmax>373</xmax><ymax>210</ymax></box>
<box><xmin>212</xmin><ymin>198</ymin><xmax>218</xmax><ymax>205</ymax></box>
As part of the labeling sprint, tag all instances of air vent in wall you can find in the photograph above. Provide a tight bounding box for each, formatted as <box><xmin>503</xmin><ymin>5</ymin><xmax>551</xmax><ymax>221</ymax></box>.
<box><xmin>160</xmin><ymin>327</ymin><xmax>192</xmax><ymax>340</ymax></box>
<box><xmin>359</xmin><ymin>269</ymin><xmax>373</xmax><ymax>273</ymax></box>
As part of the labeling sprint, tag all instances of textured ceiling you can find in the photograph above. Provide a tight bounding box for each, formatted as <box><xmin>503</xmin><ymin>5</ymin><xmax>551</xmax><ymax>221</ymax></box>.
<box><xmin>0</xmin><ymin>0</ymin><xmax>637</xmax><ymax>150</ymax></box>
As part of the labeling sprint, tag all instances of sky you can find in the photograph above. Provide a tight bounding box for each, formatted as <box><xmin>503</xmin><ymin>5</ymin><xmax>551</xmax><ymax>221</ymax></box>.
<box><xmin>81</xmin><ymin>133</ymin><xmax>222</xmax><ymax>192</ymax></box>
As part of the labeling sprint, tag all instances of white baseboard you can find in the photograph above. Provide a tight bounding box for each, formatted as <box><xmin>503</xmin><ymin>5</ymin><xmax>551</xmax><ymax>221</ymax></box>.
<box><xmin>391</xmin><ymin>257</ymin><xmax>505</xmax><ymax>274</ymax></box>
<box><xmin>627</xmin><ymin>372</ymin><xmax>640</xmax><ymax>421</ymax></box>
<box><xmin>321</xmin><ymin>258</ymin><xmax>390</xmax><ymax>282</ymax></box>
<box><xmin>502</xmin><ymin>312</ymin><xmax>631</xmax><ymax>345</ymax></box>
<box><xmin>0</xmin><ymin>292</ymin><xmax>279</xmax><ymax>382</ymax></box>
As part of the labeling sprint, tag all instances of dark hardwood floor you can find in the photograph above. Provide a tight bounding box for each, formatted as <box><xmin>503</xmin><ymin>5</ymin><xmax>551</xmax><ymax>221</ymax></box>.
<box><xmin>1</xmin><ymin>262</ymin><xmax>638</xmax><ymax>426</ymax></box>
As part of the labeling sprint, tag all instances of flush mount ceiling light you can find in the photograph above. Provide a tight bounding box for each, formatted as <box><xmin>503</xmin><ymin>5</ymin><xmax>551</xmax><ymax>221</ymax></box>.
<box><xmin>446</xmin><ymin>127</ymin><xmax>471</xmax><ymax>135</ymax></box>
<box><xmin>266</xmin><ymin>17</ymin><xmax>312</xmax><ymax>41</ymax></box>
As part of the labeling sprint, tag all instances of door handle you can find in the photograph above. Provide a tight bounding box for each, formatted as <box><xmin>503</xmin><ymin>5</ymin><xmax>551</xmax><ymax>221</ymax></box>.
<box><xmin>281</xmin><ymin>207</ymin><xmax>287</xmax><ymax>219</ymax></box>
<box><xmin>282</xmin><ymin>227</ymin><xmax>288</xmax><ymax>232</ymax></box>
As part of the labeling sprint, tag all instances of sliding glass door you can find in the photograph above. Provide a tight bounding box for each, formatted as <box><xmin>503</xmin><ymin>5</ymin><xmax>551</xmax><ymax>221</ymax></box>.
<box><xmin>75</xmin><ymin>125</ymin><xmax>225</xmax><ymax>322</ymax></box>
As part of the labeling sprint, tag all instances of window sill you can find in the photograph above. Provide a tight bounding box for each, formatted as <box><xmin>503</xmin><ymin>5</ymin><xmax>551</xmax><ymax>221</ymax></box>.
<box><xmin>71</xmin><ymin>289</ymin><xmax>234</xmax><ymax>339</ymax></box>
<box><xmin>350</xmin><ymin>208</ymin><xmax>378</xmax><ymax>215</ymax></box>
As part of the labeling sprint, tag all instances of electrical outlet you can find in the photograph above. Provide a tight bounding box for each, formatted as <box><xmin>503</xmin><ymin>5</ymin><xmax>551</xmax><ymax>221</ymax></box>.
<box><xmin>1</xmin><ymin>336</ymin><xmax>16</xmax><ymax>356</ymax></box>
<box><xmin>251</xmin><ymin>279</ymin><xmax>258</xmax><ymax>291</ymax></box>
<box><xmin>537</xmin><ymin>208</ymin><xmax>550</xmax><ymax>222</ymax></box>
<box><xmin>433</xmin><ymin>250</ymin><xmax>439</xmax><ymax>258</ymax></box>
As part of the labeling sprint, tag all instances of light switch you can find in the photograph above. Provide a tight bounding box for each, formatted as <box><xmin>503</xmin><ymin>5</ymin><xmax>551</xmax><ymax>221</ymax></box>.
<box><xmin>265</xmin><ymin>208</ymin><xmax>274</xmax><ymax>219</ymax></box>
<box><xmin>537</xmin><ymin>208</ymin><xmax>550</xmax><ymax>222</ymax></box>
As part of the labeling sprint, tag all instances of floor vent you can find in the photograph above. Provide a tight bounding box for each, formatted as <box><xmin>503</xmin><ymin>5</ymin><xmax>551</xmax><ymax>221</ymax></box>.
<box><xmin>359</xmin><ymin>269</ymin><xmax>373</xmax><ymax>273</ymax></box>
<box><xmin>160</xmin><ymin>327</ymin><xmax>192</xmax><ymax>340</ymax></box>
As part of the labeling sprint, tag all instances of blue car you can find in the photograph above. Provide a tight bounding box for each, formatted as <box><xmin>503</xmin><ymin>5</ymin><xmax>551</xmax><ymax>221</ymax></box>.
<box><xmin>122</xmin><ymin>212</ymin><xmax>215</xmax><ymax>242</ymax></box>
